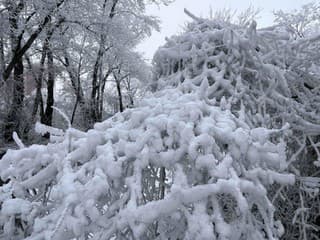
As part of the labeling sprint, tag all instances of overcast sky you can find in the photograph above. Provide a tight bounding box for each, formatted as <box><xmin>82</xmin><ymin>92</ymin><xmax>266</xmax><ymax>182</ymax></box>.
<box><xmin>137</xmin><ymin>0</ymin><xmax>313</xmax><ymax>61</ymax></box>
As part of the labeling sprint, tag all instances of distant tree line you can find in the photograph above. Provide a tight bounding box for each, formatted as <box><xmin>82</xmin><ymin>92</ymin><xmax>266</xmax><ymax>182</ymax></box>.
<box><xmin>0</xmin><ymin>0</ymin><xmax>170</xmax><ymax>144</ymax></box>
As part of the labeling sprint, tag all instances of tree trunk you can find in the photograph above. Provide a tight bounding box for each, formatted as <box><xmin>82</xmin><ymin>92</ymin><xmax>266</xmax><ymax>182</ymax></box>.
<box><xmin>125</xmin><ymin>77</ymin><xmax>134</xmax><ymax>107</ymax></box>
<box><xmin>71</xmin><ymin>69</ymin><xmax>83</xmax><ymax>125</ymax></box>
<box><xmin>97</xmin><ymin>70</ymin><xmax>111</xmax><ymax>121</ymax></box>
<box><xmin>90</xmin><ymin>0</ymin><xmax>119</xmax><ymax>122</ymax></box>
<box><xmin>41</xmin><ymin>48</ymin><xmax>54</xmax><ymax>127</ymax></box>
<box><xmin>91</xmin><ymin>38</ymin><xmax>105</xmax><ymax>122</ymax></box>
<box><xmin>26</xmin><ymin>50</ymin><xmax>46</xmax><ymax>123</ymax></box>
<box><xmin>159</xmin><ymin>167</ymin><xmax>166</xmax><ymax>200</ymax></box>
<box><xmin>115</xmin><ymin>77</ymin><xmax>124</xmax><ymax>113</ymax></box>
<box><xmin>0</xmin><ymin>35</ymin><xmax>4</xmax><ymax>77</ymax></box>
<box><xmin>4</xmin><ymin>55</ymin><xmax>24</xmax><ymax>141</ymax></box>
<box><xmin>4</xmin><ymin>2</ymin><xmax>25</xmax><ymax>141</ymax></box>
<box><xmin>63</xmin><ymin>54</ymin><xmax>92</xmax><ymax>129</ymax></box>
<box><xmin>71</xmin><ymin>97</ymin><xmax>78</xmax><ymax>125</ymax></box>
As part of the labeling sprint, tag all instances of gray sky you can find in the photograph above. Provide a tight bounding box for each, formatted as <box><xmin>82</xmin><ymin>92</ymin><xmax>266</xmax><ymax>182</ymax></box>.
<box><xmin>137</xmin><ymin>0</ymin><xmax>313</xmax><ymax>61</ymax></box>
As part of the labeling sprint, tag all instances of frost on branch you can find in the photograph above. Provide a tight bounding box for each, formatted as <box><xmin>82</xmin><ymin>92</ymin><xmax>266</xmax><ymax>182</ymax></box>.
<box><xmin>0</xmin><ymin>19</ymin><xmax>294</xmax><ymax>240</ymax></box>
<box><xmin>153</xmin><ymin>16</ymin><xmax>320</xmax><ymax>134</ymax></box>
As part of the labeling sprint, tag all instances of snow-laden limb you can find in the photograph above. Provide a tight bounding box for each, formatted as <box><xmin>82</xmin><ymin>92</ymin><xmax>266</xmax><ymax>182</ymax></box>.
<box><xmin>12</xmin><ymin>132</ymin><xmax>25</xmax><ymax>149</ymax></box>
<box><xmin>0</xmin><ymin>80</ymin><xmax>293</xmax><ymax>239</ymax></box>
<box><xmin>51</xmin><ymin>106</ymin><xmax>72</xmax><ymax>129</ymax></box>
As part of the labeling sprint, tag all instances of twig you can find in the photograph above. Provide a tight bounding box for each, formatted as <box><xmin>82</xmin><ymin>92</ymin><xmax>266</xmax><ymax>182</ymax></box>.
<box><xmin>184</xmin><ymin>8</ymin><xmax>201</xmax><ymax>22</ymax></box>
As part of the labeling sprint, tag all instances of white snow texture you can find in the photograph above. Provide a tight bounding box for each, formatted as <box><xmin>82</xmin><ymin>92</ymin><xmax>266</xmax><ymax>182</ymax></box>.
<box><xmin>0</xmin><ymin>18</ymin><xmax>297</xmax><ymax>240</ymax></box>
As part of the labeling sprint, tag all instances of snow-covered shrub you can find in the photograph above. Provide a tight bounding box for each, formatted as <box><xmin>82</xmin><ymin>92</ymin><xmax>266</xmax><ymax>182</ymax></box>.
<box><xmin>0</xmin><ymin>15</ymin><xmax>298</xmax><ymax>240</ymax></box>
<box><xmin>0</xmin><ymin>89</ymin><xmax>293</xmax><ymax>239</ymax></box>
<box><xmin>153</xmin><ymin>11</ymin><xmax>320</xmax><ymax>239</ymax></box>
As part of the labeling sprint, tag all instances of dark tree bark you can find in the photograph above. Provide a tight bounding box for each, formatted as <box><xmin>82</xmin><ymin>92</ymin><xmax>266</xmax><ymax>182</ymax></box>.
<box><xmin>25</xmin><ymin>54</ymin><xmax>44</xmax><ymax>123</ymax></box>
<box><xmin>39</xmin><ymin>20</ymin><xmax>61</xmax><ymax>128</ymax></box>
<box><xmin>113</xmin><ymin>68</ymin><xmax>130</xmax><ymax>113</ymax></box>
<box><xmin>71</xmin><ymin>39</ymin><xmax>86</xmax><ymax>125</ymax></box>
<box><xmin>125</xmin><ymin>77</ymin><xmax>134</xmax><ymax>107</ymax></box>
<box><xmin>29</xmin><ymin>19</ymin><xmax>61</xmax><ymax>125</ymax></box>
<box><xmin>4</xmin><ymin>1</ymin><xmax>25</xmax><ymax>141</ymax></box>
<box><xmin>97</xmin><ymin>69</ymin><xmax>112</xmax><ymax>121</ymax></box>
<box><xmin>159</xmin><ymin>167</ymin><xmax>166</xmax><ymax>200</ymax></box>
<box><xmin>4</xmin><ymin>54</ymin><xmax>24</xmax><ymax>141</ymax></box>
<box><xmin>114</xmin><ymin>72</ymin><xmax>124</xmax><ymax>113</ymax></box>
<box><xmin>0</xmin><ymin>35</ymin><xmax>4</xmax><ymax>76</ymax></box>
<box><xmin>41</xmin><ymin>48</ymin><xmax>54</xmax><ymax>127</ymax></box>
<box><xmin>70</xmin><ymin>97</ymin><xmax>78</xmax><ymax>125</ymax></box>
<box><xmin>90</xmin><ymin>41</ymin><xmax>104</xmax><ymax>121</ymax></box>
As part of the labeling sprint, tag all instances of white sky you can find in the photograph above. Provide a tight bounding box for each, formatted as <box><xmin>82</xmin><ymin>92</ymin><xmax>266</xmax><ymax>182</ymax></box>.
<box><xmin>137</xmin><ymin>0</ymin><xmax>313</xmax><ymax>61</ymax></box>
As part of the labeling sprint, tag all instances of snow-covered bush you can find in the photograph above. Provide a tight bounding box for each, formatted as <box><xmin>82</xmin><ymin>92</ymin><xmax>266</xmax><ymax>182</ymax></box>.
<box><xmin>0</xmin><ymin>13</ymin><xmax>300</xmax><ymax>240</ymax></box>
<box><xmin>153</xmin><ymin>10</ymin><xmax>320</xmax><ymax>239</ymax></box>
<box><xmin>0</xmin><ymin>91</ymin><xmax>293</xmax><ymax>239</ymax></box>
<box><xmin>273</xmin><ymin>5</ymin><xmax>320</xmax><ymax>237</ymax></box>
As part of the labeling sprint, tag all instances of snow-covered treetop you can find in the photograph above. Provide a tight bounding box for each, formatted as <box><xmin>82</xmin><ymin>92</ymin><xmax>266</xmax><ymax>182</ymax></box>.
<box><xmin>0</xmin><ymin>13</ymin><xmax>296</xmax><ymax>240</ymax></box>
<box><xmin>153</xmin><ymin>13</ymin><xmax>320</xmax><ymax>135</ymax></box>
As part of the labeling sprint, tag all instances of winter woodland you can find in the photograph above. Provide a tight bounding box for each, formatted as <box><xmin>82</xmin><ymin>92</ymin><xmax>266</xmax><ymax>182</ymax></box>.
<box><xmin>0</xmin><ymin>1</ymin><xmax>320</xmax><ymax>239</ymax></box>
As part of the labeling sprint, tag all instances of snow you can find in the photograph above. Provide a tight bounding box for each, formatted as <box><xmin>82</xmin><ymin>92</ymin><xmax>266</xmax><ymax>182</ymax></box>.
<box><xmin>0</xmin><ymin>17</ymin><xmax>296</xmax><ymax>240</ymax></box>
<box><xmin>1</xmin><ymin>199</ymin><xmax>32</xmax><ymax>216</ymax></box>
